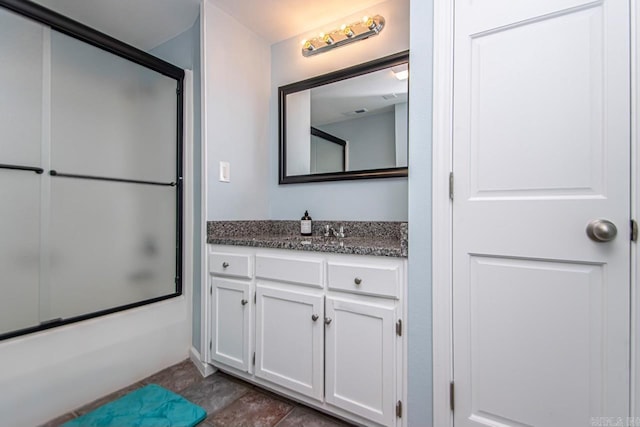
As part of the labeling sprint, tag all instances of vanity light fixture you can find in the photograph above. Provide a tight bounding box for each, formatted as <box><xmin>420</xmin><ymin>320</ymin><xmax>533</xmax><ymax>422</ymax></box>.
<box><xmin>301</xmin><ymin>14</ymin><xmax>385</xmax><ymax>57</ymax></box>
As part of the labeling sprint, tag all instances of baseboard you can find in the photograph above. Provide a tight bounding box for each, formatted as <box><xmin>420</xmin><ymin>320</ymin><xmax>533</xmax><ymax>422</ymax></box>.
<box><xmin>189</xmin><ymin>346</ymin><xmax>216</xmax><ymax>377</ymax></box>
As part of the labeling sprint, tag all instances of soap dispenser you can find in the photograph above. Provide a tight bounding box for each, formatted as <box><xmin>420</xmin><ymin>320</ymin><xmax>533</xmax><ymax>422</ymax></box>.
<box><xmin>300</xmin><ymin>210</ymin><xmax>312</xmax><ymax>236</ymax></box>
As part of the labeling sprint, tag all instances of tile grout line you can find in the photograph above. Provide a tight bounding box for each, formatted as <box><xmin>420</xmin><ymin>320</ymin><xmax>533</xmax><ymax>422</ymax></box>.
<box><xmin>272</xmin><ymin>404</ymin><xmax>297</xmax><ymax>427</ymax></box>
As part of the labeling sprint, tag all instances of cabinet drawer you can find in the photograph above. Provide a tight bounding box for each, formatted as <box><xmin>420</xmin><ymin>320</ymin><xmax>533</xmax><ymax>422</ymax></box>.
<box><xmin>327</xmin><ymin>262</ymin><xmax>399</xmax><ymax>298</ymax></box>
<box><xmin>256</xmin><ymin>255</ymin><xmax>323</xmax><ymax>288</ymax></box>
<box><xmin>209</xmin><ymin>252</ymin><xmax>252</xmax><ymax>279</ymax></box>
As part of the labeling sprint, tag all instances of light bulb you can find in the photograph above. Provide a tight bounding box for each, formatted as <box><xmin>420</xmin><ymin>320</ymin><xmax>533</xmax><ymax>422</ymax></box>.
<box><xmin>323</xmin><ymin>34</ymin><xmax>334</xmax><ymax>45</ymax></box>
<box><xmin>366</xmin><ymin>17</ymin><xmax>376</xmax><ymax>30</ymax></box>
<box><xmin>303</xmin><ymin>40</ymin><xmax>315</xmax><ymax>51</ymax></box>
<box><xmin>342</xmin><ymin>25</ymin><xmax>354</xmax><ymax>38</ymax></box>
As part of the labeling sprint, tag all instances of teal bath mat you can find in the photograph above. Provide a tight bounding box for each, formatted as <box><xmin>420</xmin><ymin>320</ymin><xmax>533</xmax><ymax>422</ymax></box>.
<box><xmin>62</xmin><ymin>384</ymin><xmax>206</xmax><ymax>427</ymax></box>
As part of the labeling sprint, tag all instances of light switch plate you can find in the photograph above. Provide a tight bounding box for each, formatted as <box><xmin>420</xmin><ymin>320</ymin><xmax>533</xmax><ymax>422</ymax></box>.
<box><xmin>219</xmin><ymin>161</ymin><xmax>230</xmax><ymax>182</ymax></box>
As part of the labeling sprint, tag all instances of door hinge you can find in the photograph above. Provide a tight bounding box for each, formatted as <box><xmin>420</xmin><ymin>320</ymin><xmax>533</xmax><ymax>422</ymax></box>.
<box><xmin>209</xmin><ymin>340</ymin><xmax>212</xmax><ymax>351</ymax></box>
<box><xmin>449</xmin><ymin>172</ymin><xmax>454</xmax><ymax>200</ymax></box>
<box><xmin>254</xmin><ymin>292</ymin><xmax>257</xmax><ymax>304</ymax></box>
<box><xmin>450</xmin><ymin>381</ymin><xmax>455</xmax><ymax>411</ymax></box>
<box><xmin>252</xmin><ymin>352</ymin><xmax>256</xmax><ymax>366</ymax></box>
<box><xmin>209</xmin><ymin>284</ymin><xmax>212</xmax><ymax>295</ymax></box>
<box><xmin>396</xmin><ymin>319</ymin><xmax>402</xmax><ymax>337</ymax></box>
<box><xmin>632</xmin><ymin>219</ymin><xmax>638</xmax><ymax>242</ymax></box>
<box><xmin>396</xmin><ymin>400</ymin><xmax>403</xmax><ymax>418</ymax></box>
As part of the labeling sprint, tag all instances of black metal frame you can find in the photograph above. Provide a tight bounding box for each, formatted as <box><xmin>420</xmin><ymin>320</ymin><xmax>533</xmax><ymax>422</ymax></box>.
<box><xmin>279</xmin><ymin>50</ymin><xmax>409</xmax><ymax>184</ymax></box>
<box><xmin>0</xmin><ymin>0</ymin><xmax>185</xmax><ymax>342</ymax></box>
<box><xmin>310</xmin><ymin>127</ymin><xmax>347</xmax><ymax>172</ymax></box>
<box><xmin>0</xmin><ymin>163</ymin><xmax>44</xmax><ymax>174</ymax></box>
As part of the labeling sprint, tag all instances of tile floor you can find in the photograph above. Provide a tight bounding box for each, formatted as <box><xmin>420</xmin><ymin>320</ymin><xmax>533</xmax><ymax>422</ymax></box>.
<box><xmin>41</xmin><ymin>359</ymin><xmax>354</xmax><ymax>427</ymax></box>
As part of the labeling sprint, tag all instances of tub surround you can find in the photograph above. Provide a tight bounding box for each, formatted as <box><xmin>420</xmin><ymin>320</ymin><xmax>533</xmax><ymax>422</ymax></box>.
<box><xmin>207</xmin><ymin>220</ymin><xmax>408</xmax><ymax>257</ymax></box>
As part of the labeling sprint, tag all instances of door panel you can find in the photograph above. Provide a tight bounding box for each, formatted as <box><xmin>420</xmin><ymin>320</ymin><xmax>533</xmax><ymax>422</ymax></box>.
<box><xmin>210</xmin><ymin>278</ymin><xmax>251</xmax><ymax>371</ymax></box>
<box><xmin>469</xmin><ymin>6</ymin><xmax>603</xmax><ymax>198</ymax></box>
<box><xmin>255</xmin><ymin>285</ymin><xmax>324</xmax><ymax>401</ymax></box>
<box><xmin>467</xmin><ymin>257</ymin><xmax>603</xmax><ymax>426</ymax></box>
<box><xmin>325</xmin><ymin>297</ymin><xmax>396</xmax><ymax>426</ymax></box>
<box><xmin>453</xmin><ymin>0</ymin><xmax>630</xmax><ymax>426</ymax></box>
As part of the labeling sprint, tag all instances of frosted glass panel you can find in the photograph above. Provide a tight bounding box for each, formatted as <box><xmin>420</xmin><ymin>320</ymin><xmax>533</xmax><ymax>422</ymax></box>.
<box><xmin>50</xmin><ymin>31</ymin><xmax>177</xmax><ymax>182</ymax></box>
<box><xmin>0</xmin><ymin>170</ymin><xmax>41</xmax><ymax>334</ymax></box>
<box><xmin>0</xmin><ymin>8</ymin><xmax>43</xmax><ymax>167</ymax></box>
<box><xmin>48</xmin><ymin>179</ymin><xmax>177</xmax><ymax>319</ymax></box>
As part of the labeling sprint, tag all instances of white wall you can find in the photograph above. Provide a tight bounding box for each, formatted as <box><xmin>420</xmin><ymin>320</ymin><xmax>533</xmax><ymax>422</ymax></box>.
<box><xmin>203</xmin><ymin>0</ymin><xmax>270</xmax><ymax>220</ymax></box>
<box><xmin>0</xmin><ymin>297</ymin><xmax>191</xmax><ymax>426</ymax></box>
<box><xmin>269</xmin><ymin>0</ymin><xmax>409</xmax><ymax>221</ymax></box>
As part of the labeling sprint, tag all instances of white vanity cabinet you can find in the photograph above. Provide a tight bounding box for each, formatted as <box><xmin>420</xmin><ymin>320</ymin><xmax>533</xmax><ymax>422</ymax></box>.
<box><xmin>255</xmin><ymin>286</ymin><xmax>324</xmax><ymax>400</ymax></box>
<box><xmin>206</xmin><ymin>245</ymin><xmax>406</xmax><ymax>427</ymax></box>
<box><xmin>209</xmin><ymin>251</ymin><xmax>253</xmax><ymax>372</ymax></box>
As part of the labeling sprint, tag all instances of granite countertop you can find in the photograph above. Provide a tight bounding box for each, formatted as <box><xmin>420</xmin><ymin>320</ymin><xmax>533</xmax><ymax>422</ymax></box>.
<box><xmin>207</xmin><ymin>221</ymin><xmax>408</xmax><ymax>258</ymax></box>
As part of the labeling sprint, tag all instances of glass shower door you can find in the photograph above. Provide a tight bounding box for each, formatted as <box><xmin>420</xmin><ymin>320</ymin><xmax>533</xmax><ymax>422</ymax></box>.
<box><xmin>0</xmin><ymin>8</ymin><xmax>45</xmax><ymax>334</ymax></box>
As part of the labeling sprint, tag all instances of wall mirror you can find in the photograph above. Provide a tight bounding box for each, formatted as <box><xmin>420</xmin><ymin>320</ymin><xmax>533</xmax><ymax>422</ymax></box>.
<box><xmin>279</xmin><ymin>51</ymin><xmax>409</xmax><ymax>184</ymax></box>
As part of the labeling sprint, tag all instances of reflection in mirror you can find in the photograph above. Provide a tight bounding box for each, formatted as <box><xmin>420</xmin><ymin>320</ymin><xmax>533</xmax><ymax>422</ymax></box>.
<box><xmin>279</xmin><ymin>51</ymin><xmax>409</xmax><ymax>184</ymax></box>
<box><xmin>311</xmin><ymin>127</ymin><xmax>346</xmax><ymax>174</ymax></box>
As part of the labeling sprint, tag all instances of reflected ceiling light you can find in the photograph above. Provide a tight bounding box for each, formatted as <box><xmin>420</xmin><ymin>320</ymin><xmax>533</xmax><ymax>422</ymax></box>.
<box><xmin>301</xmin><ymin>15</ymin><xmax>385</xmax><ymax>57</ymax></box>
<box><xmin>394</xmin><ymin>70</ymin><xmax>409</xmax><ymax>80</ymax></box>
<box><xmin>392</xmin><ymin>64</ymin><xmax>409</xmax><ymax>80</ymax></box>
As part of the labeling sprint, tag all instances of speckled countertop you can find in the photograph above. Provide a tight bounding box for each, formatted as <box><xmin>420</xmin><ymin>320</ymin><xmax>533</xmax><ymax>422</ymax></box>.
<box><xmin>207</xmin><ymin>220</ymin><xmax>408</xmax><ymax>258</ymax></box>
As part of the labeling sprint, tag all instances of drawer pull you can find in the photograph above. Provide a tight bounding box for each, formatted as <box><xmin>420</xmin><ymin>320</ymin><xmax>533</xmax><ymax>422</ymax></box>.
<box><xmin>354</xmin><ymin>277</ymin><xmax>362</xmax><ymax>285</ymax></box>
<box><xmin>312</xmin><ymin>314</ymin><xmax>319</xmax><ymax>322</ymax></box>
<box><xmin>325</xmin><ymin>317</ymin><xmax>332</xmax><ymax>325</ymax></box>
<box><xmin>241</xmin><ymin>299</ymin><xmax>248</xmax><ymax>306</ymax></box>
<box><xmin>222</xmin><ymin>262</ymin><xmax>230</xmax><ymax>268</ymax></box>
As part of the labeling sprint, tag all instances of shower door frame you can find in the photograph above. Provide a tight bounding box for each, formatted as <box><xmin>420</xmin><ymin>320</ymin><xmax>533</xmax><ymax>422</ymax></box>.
<box><xmin>0</xmin><ymin>0</ymin><xmax>186</xmax><ymax>341</ymax></box>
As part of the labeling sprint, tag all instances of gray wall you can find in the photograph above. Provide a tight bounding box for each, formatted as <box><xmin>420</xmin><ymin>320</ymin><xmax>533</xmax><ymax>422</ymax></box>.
<box><xmin>318</xmin><ymin>110</ymin><xmax>396</xmax><ymax>171</ymax></box>
<box><xmin>407</xmin><ymin>0</ymin><xmax>434</xmax><ymax>425</ymax></box>
<box><xmin>150</xmin><ymin>16</ymin><xmax>202</xmax><ymax>351</ymax></box>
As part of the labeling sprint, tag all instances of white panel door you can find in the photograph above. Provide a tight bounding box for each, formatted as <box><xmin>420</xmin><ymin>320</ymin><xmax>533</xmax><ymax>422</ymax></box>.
<box><xmin>210</xmin><ymin>278</ymin><xmax>251</xmax><ymax>371</ymax></box>
<box><xmin>325</xmin><ymin>297</ymin><xmax>396</xmax><ymax>426</ymax></box>
<box><xmin>255</xmin><ymin>285</ymin><xmax>324</xmax><ymax>401</ymax></box>
<box><xmin>452</xmin><ymin>1</ymin><xmax>630</xmax><ymax>426</ymax></box>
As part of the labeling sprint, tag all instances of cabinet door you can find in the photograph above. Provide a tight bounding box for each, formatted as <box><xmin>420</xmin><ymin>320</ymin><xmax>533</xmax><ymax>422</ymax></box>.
<box><xmin>210</xmin><ymin>278</ymin><xmax>251</xmax><ymax>371</ymax></box>
<box><xmin>325</xmin><ymin>297</ymin><xmax>396</xmax><ymax>426</ymax></box>
<box><xmin>255</xmin><ymin>285</ymin><xmax>324</xmax><ymax>401</ymax></box>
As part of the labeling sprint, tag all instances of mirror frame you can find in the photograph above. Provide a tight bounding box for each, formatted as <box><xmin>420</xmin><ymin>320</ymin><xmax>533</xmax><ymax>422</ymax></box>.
<box><xmin>279</xmin><ymin>50</ymin><xmax>409</xmax><ymax>184</ymax></box>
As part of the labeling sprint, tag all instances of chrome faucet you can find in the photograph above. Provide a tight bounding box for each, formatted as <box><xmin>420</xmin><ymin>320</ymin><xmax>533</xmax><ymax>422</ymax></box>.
<box><xmin>324</xmin><ymin>225</ymin><xmax>345</xmax><ymax>238</ymax></box>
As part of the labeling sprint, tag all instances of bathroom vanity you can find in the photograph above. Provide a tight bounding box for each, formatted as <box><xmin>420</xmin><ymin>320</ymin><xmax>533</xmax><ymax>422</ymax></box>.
<box><xmin>204</xmin><ymin>221</ymin><xmax>407</xmax><ymax>427</ymax></box>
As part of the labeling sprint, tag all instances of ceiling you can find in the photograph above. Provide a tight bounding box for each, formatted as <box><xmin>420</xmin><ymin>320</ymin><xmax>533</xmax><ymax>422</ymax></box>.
<box><xmin>311</xmin><ymin>65</ymin><xmax>408</xmax><ymax>126</ymax></box>
<box><xmin>30</xmin><ymin>0</ymin><xmax>201</xmax><ymax>51</ymax></box>
<box><xmin>29</xmin><ymin>0</ymin><xmax>389</xmax><ymax>51</ymax></box>
<box><xmin>209</xmin><ymin>0</ymin><xmax>391</xmax><ymax>44</ymax></box>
